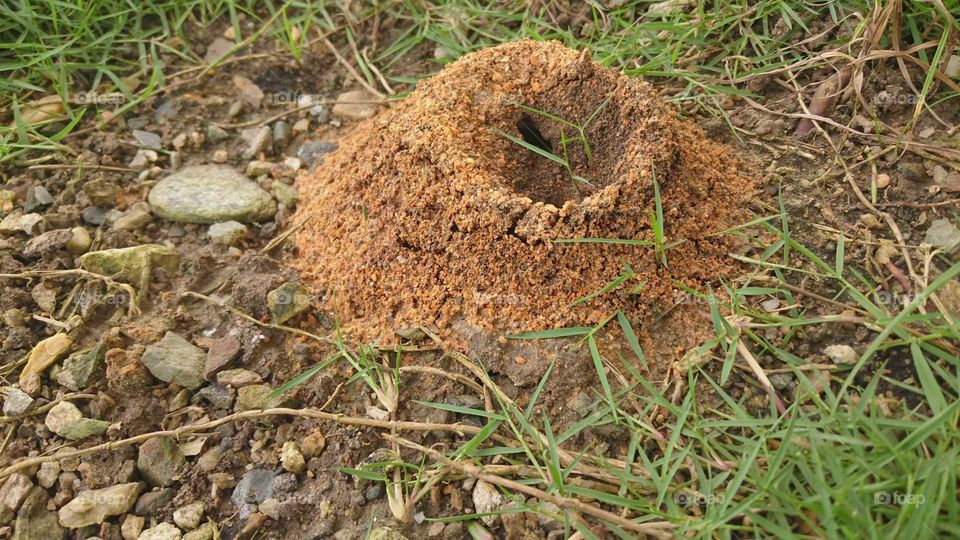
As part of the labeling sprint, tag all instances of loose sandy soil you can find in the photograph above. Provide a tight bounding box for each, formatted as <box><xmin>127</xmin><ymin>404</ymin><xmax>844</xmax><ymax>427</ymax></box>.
<box><xmin>293</xmin><ymin>40</ymin><xmax>756</xmax><ymax>341</ymax></box>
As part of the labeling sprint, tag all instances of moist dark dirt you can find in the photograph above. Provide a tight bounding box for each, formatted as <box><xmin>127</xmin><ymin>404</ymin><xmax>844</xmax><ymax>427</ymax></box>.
<box><xmin>293</xmin><ymin>40</ymin><xmax>757</xmax><ymax>342</ymax></box>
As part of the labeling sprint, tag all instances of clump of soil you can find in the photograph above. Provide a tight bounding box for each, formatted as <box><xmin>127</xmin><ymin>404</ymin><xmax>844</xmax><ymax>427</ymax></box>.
<box><xmin>293</xmin><ymin>40</ymin><xmax>755</xmax><ymax>338</ymax></box>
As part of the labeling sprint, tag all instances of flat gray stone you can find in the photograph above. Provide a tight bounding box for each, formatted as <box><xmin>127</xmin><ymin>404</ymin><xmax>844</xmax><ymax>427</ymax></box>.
<box><xmin>148</xmin><ymin>165</ymin><xmax>276</xmax><ymax>224</ymax></box>
<box><xmin>296</xmin><ymin>140</ymin><xmax>337</xmax><ymax>167</ymax></box>
<box><xmin>141</xmin><ymin>332</ymin><xmax>205</xmax><ymax>389</ymax></box>
<box><xmin>132</xmin><ymin>130</ymin><xmax>162</xmax><ymax>149</ymax></box>
<box><xmin>137</xmin><ymin>436</ymin><xmax>186</xmax><ymax>487</ymax></box>
<box><xmin>24</xmin><ymin>186</ymin><xmax>54</xmax><ymax>213</ymax></box>
<box><xmin>208</xmin><ymin>221</ymin><xmax>247</xmax><ymax>246</ymax></box>
<box><xmin>3</xmin><ymin>387</ymin><xmax>35</xmax><ymax>416</ymax></box>
<box><xmin>56</xmin><ymin>343</ymin><xmax>107</xmax><ymax>390</ymax></box>
<box><xmin>44</xmin><ymin>401</ymin><xmax>109</xmax><ymax>441</ymax></box>
<box><xmin>925</xmin><ymin>219</ymin><xmax>960</xmax><ymax>256</ymax></box>
<box><xmin>231</xmin><ymin>469</ymin><xmax>276</xmax><ymax>520</ymax></box>
<box><xmin>240</xmin><ymin>126</ymin><xmax>271</xmax><ymax>160</ymax></box>
<box><xmin>134</xmin><ymin>488</ymin><xmax>175</xmax><ymax>516</ymax></box>
<box><xmin>13</xmin><ymin>487</ymin><xmax>63</xmax><ymax>540</ymax></box>
<box><xmin>267</xmin><ymin>282</ymin><xmax>313</xmax><ymax>324</ymax></box>
<box><xmin>197</xmin><ymin>384</ymin><xmax>235</xmax><ymax>410</ymax></box>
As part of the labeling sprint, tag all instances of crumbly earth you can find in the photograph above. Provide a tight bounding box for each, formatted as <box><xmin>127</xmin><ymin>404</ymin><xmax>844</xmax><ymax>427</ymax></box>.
<box><xmin>293</xmin><ymin>40</ymin><xmax>756</xmax><ymax>339</ymax></box>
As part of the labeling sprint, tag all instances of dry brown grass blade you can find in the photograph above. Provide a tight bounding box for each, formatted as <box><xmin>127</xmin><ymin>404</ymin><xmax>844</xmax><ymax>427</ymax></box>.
<box><xmin>0</xmin><ymin>269</ymin><xmax>141</xmax><ymax>318</ymax></box>
<box><xmin>743</xmin><ymin>95</ymin><xmax>960</xmax><ymax>161</ymax></box>
<box><xmin>384</xmin><ymin>434</ymin><xmax>676</xmax><ymax>538</ymax></box>
<box><xmin>736</xmin><ymin>340</ymin><xmax>786</xmax><ymax>414</ymax></box>
<box><xmin>794</xmin><ymin>66</ymin><xmax>853</xmax><ymax>137</ymax></box>
<box><xmin>320</xmin><ymin>32</ymin><xmax>386</xmax><ymax>100</ymax></box>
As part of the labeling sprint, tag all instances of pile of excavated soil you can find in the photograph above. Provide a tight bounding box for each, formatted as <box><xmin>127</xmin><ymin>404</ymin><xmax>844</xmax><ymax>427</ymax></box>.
<box><xmin>293</xmin><ymin>40</ymin><xmax>755</xmax><ymax>339</ymax></box>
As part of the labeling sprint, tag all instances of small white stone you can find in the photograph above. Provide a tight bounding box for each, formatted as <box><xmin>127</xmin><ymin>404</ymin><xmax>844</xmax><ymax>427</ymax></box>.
<box><xmin>137</xmin><ymin>522</ymin><xmax>182</xmax><ymax>540</ymax></box>
<box><xmin>121</xmin><ymin>514</ymin><xmax>145</xmax><ymax>540</ymax></box>
<box><xmin>472</xmin><ymin>479</ymin><xmax>506</xmax><ymax>526</ymax></box>
<box><xmin>259</xmin><ymin>497</ymin><xmax>280</xmax><ymax>519</ymax></box>
<box><xmin>208</xmin><ymin>221</ymin><xmax>247</xmax><ymax>246</ymax></box>
<box><xmin>3</xmin><ymin>387</ymin><xmax>35</xmax><ymax>416</ymax></box>
<box><xmin>36</xmin><ymin>461</ymin><xmax>60</xmax><ymax>488</ymax></box>
<box><xmin>173</xmin><ymin>500</ymin><xmax>205</xmax><ymax>530</ymax></box>
<box><xmin>45</xmin><ymin>401</ymin><xmax>83</xmax><ymax>434</ymax></box>
<box><xmin>824</xmin><ymin>344</ymin><xmax>857</xmax><ymax>364</ymax></box>
<box><xmin>761</xmin><ymin>298</ymin><xmax>780</xmax><ymax>312</ymax></box>
<box><xmin>280</xmin><ymin>441</ymin><xmax>305</xmax><ymax>474</ymax></box>
<box><xmin>945</xmin><ymin>54</ymin><xmax>960</xmax><ymax>79</ymax></box>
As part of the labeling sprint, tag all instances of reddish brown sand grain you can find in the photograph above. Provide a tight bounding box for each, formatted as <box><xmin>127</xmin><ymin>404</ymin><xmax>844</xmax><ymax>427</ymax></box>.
<box><xmin>293</xmin><ymin>40</ymin><xmax>755</xmax><ymax>339</ymax></box>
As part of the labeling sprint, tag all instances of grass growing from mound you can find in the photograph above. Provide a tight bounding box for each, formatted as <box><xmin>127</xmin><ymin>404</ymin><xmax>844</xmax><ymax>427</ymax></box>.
<box><xmin>494</xmin><ymin>99</ymin><xmax>612</xmax><ymax>192</ymax></box>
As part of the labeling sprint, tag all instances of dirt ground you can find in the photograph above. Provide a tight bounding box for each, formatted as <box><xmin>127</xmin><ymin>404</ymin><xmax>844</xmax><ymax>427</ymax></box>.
<box><xmin>1</xmin><ymin>9</ymin><xmax>958</xmax><ymax>540</ymax></box>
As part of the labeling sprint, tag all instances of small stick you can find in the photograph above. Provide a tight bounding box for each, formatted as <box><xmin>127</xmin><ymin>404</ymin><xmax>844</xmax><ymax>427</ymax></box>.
<box><xmin>260</xmin><ymin>211</ymin><xmax>316</xmax><ymax>254</ymax></box>
<box><xmin>26</xmin><ymin>164</ymin><xmax>136</xmax><ymax>173</ymax></box>
<box><xmin>179</xmin><ymin>290</ymin><xmax>335</xmax><ymax>346</ymax></box>
<box><xmin>878</xmin><ymin>199</ymin><xmax>960</xmax><ymax>209</ymax></box>
<box><xmin>0</xmin><ymin>393</ymin><xmax>98</xmax><ymax>424</ymax></box>
<box><xmin>398</xmin><ymin>365</ymin><xmax>484</xmax><ymax>394</ymax></box>
<box><xmin>0</xmin><ymin>407</ymin><xmax>482</xmax><ymax>480</ymax></box>
<box><xmin>215</xmin><ymin>100</ymin><xmax>386</xmax><ymax>130</ymax></box>
<box><xmin>361</xmin><ymin>47</ymin><xmax>396</xmax><ymax>96</ymax></box>
<box><xmin>736</xmin><ymin>340</ymin><xmax>786</xmax><ymax>415</ymax></box>
<box><xmin>320</xmin><ymin>33</ymin><xmax>386</xmax><ymax>100</ymax></box>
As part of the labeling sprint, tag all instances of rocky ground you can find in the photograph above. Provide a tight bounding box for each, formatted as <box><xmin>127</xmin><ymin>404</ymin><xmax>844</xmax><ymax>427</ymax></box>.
<box><xmin>0</xmin><ymin>23</ymin><xmax>443</xmax><ymax>540</ymax></box>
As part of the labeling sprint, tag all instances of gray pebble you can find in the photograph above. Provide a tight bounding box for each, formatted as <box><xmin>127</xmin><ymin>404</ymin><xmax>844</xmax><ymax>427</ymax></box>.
<box><xmin>25</xmin><ymin>186</ymin><xmax>54</xmax><ymax>212</ymax></box>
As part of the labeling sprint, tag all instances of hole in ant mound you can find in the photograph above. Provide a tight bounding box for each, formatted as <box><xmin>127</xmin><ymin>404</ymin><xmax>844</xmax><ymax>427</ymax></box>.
<box><xmin>502</xmin><ymin>97</ymin><xmax>621</xmax><ymax>208</ymax></box>
<box><xmin>506</xmin><ymin>115</ymin><xmax>579</xmax><ymax>207</ymax></box>
<box><xmin>517</xmin><ymin>115</ymin><xmax>552</xmax><ymax>153</ymax></box>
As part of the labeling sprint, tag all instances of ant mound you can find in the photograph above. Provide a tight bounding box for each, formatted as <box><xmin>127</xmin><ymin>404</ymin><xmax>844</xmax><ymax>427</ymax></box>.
<box><xmin>293</xmin><ymin>40</ymin><xmax>755</xmax><ymax>339</ymax></box>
